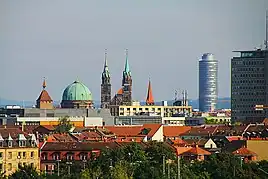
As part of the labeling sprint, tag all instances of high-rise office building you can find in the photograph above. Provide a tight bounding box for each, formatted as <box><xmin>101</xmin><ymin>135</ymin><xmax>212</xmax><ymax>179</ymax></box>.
<box><xmin>199</xmin><ymin>53</ymin><xmax>218</xmax><ymax>112</ymax></box>
<box><xmin>231</xmin><ymin>49</ymin><xmax>268</xmax><ymax>122</ymax></box>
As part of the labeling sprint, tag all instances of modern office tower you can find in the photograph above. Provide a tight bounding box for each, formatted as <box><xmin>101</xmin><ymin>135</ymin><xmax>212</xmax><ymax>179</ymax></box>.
<box><xmin>199</xmin><ymin>53</ymin><xmax>218</xmax><ymax>112</ymax></box>
<box><xmin>231</xmin><ymin>49</ymin><xmax>268</xmax><ymax>122</ymax></box>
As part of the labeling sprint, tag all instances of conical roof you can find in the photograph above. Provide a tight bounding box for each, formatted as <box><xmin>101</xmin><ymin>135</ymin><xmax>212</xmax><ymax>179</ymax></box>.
<box><xmin>146</xmin><ymin>79</ymin><xmax>154</xmax><ymax>105</ymax></box>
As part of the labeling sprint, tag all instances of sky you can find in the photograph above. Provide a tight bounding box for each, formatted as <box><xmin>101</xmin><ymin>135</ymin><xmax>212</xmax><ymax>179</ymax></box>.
<box><xmin>0</xmin><ymin>0</ymin><xmax>268</xmax><ymax>102</ymax></box>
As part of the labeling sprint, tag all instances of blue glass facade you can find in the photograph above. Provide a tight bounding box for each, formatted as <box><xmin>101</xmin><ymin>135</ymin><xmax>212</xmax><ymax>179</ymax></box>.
<box><xmin>199</xmin><ymin>53</ymin><xmax>218</xmax><ymax>112</ymax></box>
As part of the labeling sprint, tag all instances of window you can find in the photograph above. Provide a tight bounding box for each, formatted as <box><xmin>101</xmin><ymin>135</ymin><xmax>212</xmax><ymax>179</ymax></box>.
<box><xmin>80</xmin><ymin>153</ymin><xmax>87</xmax><ymax>160</ymax></box>
<box><xmin>23</xmin><ymin>152</ymin><xmax>26</xmax><ymax>159</ymax></box>
<box><xmin>42</xmin><ymin>153</ymin><xmax>48</xmax><ymax>160</ymax></box>
<box><xmin>31</xmin><ymin>141</ymin><xmax>36</xmax><ymax>147</ymax></box>
<box><xmin>8</xmin><ymin>141</ymin><xmax>12</xmax><ymax>147</ymax></box>
<box><xmin>0</xmin><ymin>152</ymin><xmax>2</xmax><ymax>159</ymax></box>
<box><xmin>52</xmin><ymin>153</ymin><xmax>60</xmax><ymax>160</ymax></box>
<box><xmin>8</xmin><ymin>152</ymin><xmax>12</xmax><ymax>159</ymax></box>
<box><xmin>8</xmin><ymin>163</ymin><xmax>12</xmax><ymax>171</ymax></box>
<box><xmin>0</xmin><ymin>142</ymin><xmax>3</xmax><ymax>147</ymax></box>
<box><xmin>19</xmin><ymin>141</ymin><xmax>26</xmax><ymax>147</ymax></box>
<box><xmin>31</xmin><ymin>152</ymin><xmax>34</xmax><ymax>158</ymax></box>
<box><xmin>23</xmin><ymin>162</ymin><xmax>26</xmax><ymax>166</ymax></box>
<box><xmin>17</xmin><ymin>152</ymin><xmax>21</xmax><ymax>159</ymax></box>
<box><xmin>0</xmin><ymin>164</ymin><xmax>2</xmax><ymax>172</ymax></box>
<box><xmin>30</xmin><ymin>163</ymin><xmax>34</xmax><ymax>168</ymax></box>
<box><xmin>66</xmin><ymin>154</ymin><xmax>73</xmax><ymax>160</ymax></box>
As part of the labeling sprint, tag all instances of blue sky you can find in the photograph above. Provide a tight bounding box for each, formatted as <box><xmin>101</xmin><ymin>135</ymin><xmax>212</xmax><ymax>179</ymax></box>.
<box><xmin>0</xmin><ymin>0</ymin><xmax>268</xmax><ymax>102</ymax></box>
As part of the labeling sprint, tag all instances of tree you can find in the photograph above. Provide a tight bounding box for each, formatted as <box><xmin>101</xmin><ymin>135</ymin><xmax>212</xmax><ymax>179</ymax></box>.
<box><xmin>55</xmin><ymin>116</ymin><xmax>73</xmax><ymax>133</ymax></box>
<box><xmin>8</xmin><ymin>165</ymin><xmax>41</xmax><ymax>179</ymax></box>
<box><xmin>110</xmin><ymin>161</ymin><xmax>133</xmax><ymax>179</ymax></box>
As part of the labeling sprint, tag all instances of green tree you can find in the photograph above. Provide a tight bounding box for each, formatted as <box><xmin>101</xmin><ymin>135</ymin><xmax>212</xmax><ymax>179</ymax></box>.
<box><xmin>8</xmin><ymin>165</ymin><xmax>41</xmax><ymax>179</ymax></box>
<box><xmin>55</xmin><ymin>116</ymin><xmax>73</xmax><ymax>133</ymax></box>
<box><xmin>110</xmin><ymin>161</ymin><xmax>133</xmax><ymax>179</ymax></box>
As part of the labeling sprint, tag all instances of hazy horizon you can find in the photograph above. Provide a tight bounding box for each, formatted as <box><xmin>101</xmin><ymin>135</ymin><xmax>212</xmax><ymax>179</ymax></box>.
<box><xmin>1</xmin><ymin>0</ymin><xmax>268</xmax><ymax>101</ymax></box>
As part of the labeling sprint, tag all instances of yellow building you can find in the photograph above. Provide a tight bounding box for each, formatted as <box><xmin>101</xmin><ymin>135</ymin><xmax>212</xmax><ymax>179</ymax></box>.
<box><xmin>247</xmin><ymin>140</ymin><xmax>268</xmax><ymax>161</ymax></box>
<box><xmin>0</xmin><ymin>128</ymin><xmax>40</xmax><ymax>176</ymax></box>
<box><xmin>110</xmin><ymin>101</ymin><xmax>192</xmax><ymax>117</ymax></box>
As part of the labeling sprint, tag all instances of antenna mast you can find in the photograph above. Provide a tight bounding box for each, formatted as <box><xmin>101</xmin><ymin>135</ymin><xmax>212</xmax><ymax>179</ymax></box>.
<box><xmin>265</xmin><ymin>10</ymin><xmax>268</xmax><ymax>49</ymax></box>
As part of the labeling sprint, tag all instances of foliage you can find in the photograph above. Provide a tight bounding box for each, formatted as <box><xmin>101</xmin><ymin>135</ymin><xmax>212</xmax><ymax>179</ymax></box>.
<box><xmin>55</xmin><ymin>116</ymin><xmax>73</xmax><ymax>133</ymax></box>
<box><xmin>8</xmin><ymin>165</ymin><xmax>41</xmax><ymax>179</ymax></box>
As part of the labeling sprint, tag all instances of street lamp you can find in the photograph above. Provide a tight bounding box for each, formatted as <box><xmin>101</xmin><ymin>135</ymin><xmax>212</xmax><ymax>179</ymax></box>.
<box><xmin>56</xmin><ymin>160</ymin><xmax>61</xmax><ymax>177</ymax></box>
<box><xmin>66</xmin><ymin>162</ymin><xmax>72</xmax><ymax>175</ymax></box>
<box><xmin>82</xmin><ymin>160</ymin><xmax>87</xmax><ymax>170</ymax></box>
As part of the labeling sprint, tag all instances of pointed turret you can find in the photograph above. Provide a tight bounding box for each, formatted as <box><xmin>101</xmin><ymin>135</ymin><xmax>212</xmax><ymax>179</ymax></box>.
<box><xmin>102</xmin><ymin>49</ymin><xmax>110</xmax><ymax>83</ymax></box>
<box><xmin>42</xmin><ymin>77</ymin><xmax>46</xmax><ymax>89</ymax></box>
<box><xmin>101</xmin><ymin>49</ymin><xmax>112</xmax><ymax>108</ymax></box>
<box><xmin>146</xmin><ymin>79</ymin><xmax>154</xmax><ymax>105</ymax></box>
<box><xmin>36</xmin><ymin>78</ymin><xmax>53</xmax><ymax>109</ymax></box>
<box><xmin>124</xmin><ymin>49</ymin><xmax>130</xmax><ymax>75</ymax></box>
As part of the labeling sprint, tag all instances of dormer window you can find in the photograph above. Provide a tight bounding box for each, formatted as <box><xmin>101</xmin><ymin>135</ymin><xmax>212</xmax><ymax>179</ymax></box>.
<box><xmin>79</xmin><ymin>153</ymin><xmax>87</xmax><ymax>160</ymax></box>
<box><xmin>7</xmin><ymin>133</ymin><xmax>13</xmax><ymax>148</ymax></box>
<box><xmin>18</xmin><ymin>134</ymin><xmax>27</xmax><ymax>147</ymax></box>
<box><xmin>66</xmin><ymin>153</ymin><xmax>74</xmax><ymax>161</ymax></box>
<box><xmin>19</xmin><ymin>141</ymin><xmax>26</xmax><ymax>147</ymax></box>
<box><xmin>8</xmin><ymin>141</ymin><xmax>12</xmax><ymax>147</ymax></box>
<box><xmin>0</xmin><ymin>134</ymin><xmax>4</xmax><ymax>147</ymax></box>
<box><xmin>52</xmin><ymin>153</ymin><xmax>60</xmax><ymax>160</ymax></box>
<box><xmin>29</xmin><ymin>134</ymin><xmax>37</xmax><ymax>147</ymax></box>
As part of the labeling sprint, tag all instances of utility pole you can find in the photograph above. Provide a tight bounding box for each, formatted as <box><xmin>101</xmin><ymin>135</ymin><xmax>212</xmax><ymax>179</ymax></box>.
<box><xmin>177</xmin><ymin>156</ymin><xmax>181</xmax><ymax>179</ymax></box>
<box><xmin>168</xmin><ymin>162</ymin><xmax>170</xmax><ymax>179</ymax></box>
<box><xmin>57</xmin><ymin>160</ymin><xmax>61</xmax><ymax>177</ymax></box>
<box><xmin>163</xmin><ymin>155</ymin><xmax>165</xmax><ymax>176</ymax></box>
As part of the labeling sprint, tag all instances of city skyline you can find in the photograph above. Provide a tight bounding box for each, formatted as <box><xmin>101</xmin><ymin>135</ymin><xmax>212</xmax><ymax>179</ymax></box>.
<box><xmin>1</xmin><ymin>0</ymin><xmax>268</xmax><ymax>101</ymax></box>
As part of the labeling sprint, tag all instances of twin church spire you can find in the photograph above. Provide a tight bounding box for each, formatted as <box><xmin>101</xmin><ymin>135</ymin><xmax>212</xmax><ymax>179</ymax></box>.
<box><xmin>100</xmin><ymin>49</ymin><xmax>154</xmax><ymax>108</ymax></box>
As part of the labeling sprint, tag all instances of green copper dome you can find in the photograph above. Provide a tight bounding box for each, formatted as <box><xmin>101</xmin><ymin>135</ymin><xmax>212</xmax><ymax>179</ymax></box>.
<box><xmin>62</xmin><ymin>80</ymin><xmax>92</xmax><ymax>101</ymax></box>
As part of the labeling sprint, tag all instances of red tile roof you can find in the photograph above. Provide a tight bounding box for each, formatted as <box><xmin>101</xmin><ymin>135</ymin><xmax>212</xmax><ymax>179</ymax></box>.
<box><xmin>105</xmin><ymin>124</ymin><xmax>161</xmax><ymax>138</ymax></box>
<box><xmin>226</xmin><ymin>136</ymin><xmax>245</xmax><ymax>142</ymax></box>
<box><xmin>169</xmin><ymin>138</ymin><xmax>187</xmax><ymax>146</ymax></box>
<box><xmin>163</xmin><ymin>126</ymin><xmax>191</xmax><ymax>137</ymax></box>
<box><xmin>181</xmin><ymin>126</ymin><xmax>217</xmax><ymax>136</ymax></box>
<box><xmin>233</xmin><ymin>147</ymin><xmax>257</xmax><ymax>156</ymax></box>
<box><xmin>37</xmin><ymin>90</ymin><xmax>53</xmax><ymax>102</ymax></box>
<box><xmin>181</xmin><ymin>146</ymin><xmax>211</xmax><ymax>156</ymax></box>
<box><xmin>41</xmin><ymin>141</ymin><xmax>120</xmax><ymax>151</ymax></box>
<box><xmin>46</xmin><ymin>133</ymin><xmax>77</xmax><ymax>142</ymax></box>
<box><xmin>117</xmin><ymin>88</ymin><xmax>123</xmax><ymax>95</ymax></box>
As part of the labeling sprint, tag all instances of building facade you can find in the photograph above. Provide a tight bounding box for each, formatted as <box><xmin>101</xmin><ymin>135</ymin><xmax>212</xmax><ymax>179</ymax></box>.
<box><xmin>199</xmin><ymin>53</ymin><xmax>218</xmax><ymax>112</ymax></box>
<box><xmin>109</xmin><ymin>102</ymin><xmax>192</xmax><ymax>117</ymax></box>
<box><xmin>0</xmin><ymin>128</ymin><xmax>40</xmax><ymax>176</ymax></box>
<box><xmin>101</xmin><ymin>50</ymin><xmax>111</xmax><ymax>109</ymax></box>
<box><xmin>231</xmin><ymin>49</ymin><xmax>268</xmax><ymax>122</ymax></box>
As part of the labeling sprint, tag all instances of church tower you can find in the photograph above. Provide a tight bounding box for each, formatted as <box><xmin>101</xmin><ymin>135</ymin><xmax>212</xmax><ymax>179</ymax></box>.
<box><xmin>36</xmin><ymin>78</ymin><xmax>53</xmax><ymax>109</ymax></box>
<box><xmin>101</xmin><ymin>49</ymin><xmax>111</xmax><ymax>108</ymax></box>
<box><xmin>122</xmin><ymin>49</ymin><xmax>132</xmax><ymax>105</ymax></box>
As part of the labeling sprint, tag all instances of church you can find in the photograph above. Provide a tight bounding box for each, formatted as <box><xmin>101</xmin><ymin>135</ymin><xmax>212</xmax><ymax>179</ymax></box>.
<box><xmin>101</xmin><ymin>49</ymin><xmax>133</xmax><ymax>108</ymax></box>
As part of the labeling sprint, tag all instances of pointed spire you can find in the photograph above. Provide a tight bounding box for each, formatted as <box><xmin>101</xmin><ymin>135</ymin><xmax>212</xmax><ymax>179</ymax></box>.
<box><xmin>102</xmin><ymin>49</ymin><xmax>110</xmax><ymax>79</ymax></box>
<box><xmin>124</xmin><ymin>49</ymin><xmax>130</xmax><ymax>74</ymax></box>
<box><xmin>146</xmin><ymin>78</ymin><xmax>154</xmax><ymax>105</ymax></box>
<box><xmin>104</xmin><ymin>48</ymin><xmax>108</xmax><ymax>68</ymax></box>
<box><xmin>42</xmin><ymin>77</ymin><xmax>46</xmax><ymax>89</ymax></box>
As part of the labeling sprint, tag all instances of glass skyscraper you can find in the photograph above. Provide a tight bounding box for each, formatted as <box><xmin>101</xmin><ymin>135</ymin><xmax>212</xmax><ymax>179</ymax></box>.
<box><xmin>199</xmin><ymin>53</ymin><xmax>218</xmax><ymax>112</ymax></box>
